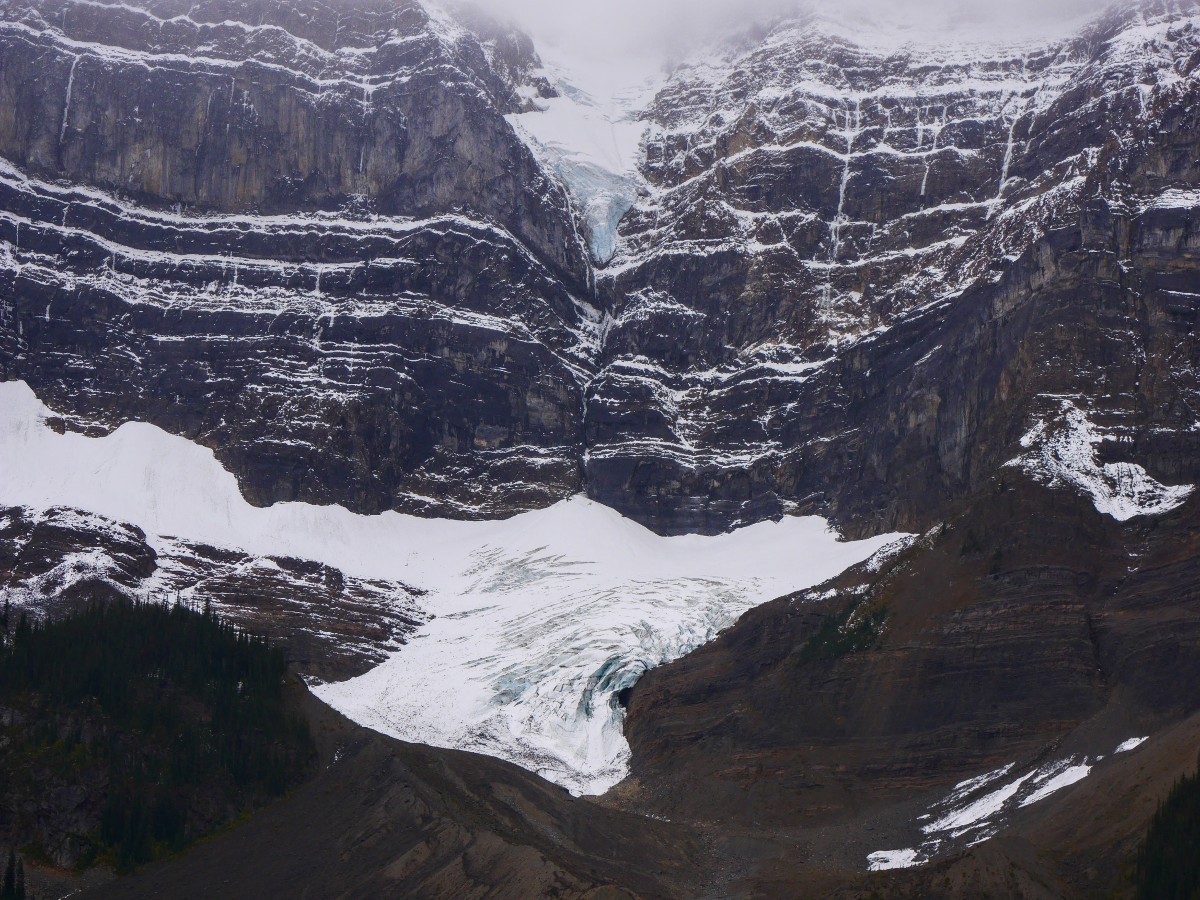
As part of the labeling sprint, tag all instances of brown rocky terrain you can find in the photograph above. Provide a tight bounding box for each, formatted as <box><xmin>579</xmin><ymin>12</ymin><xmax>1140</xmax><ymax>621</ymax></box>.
<box><xmin>621</xmin><ymin>474</ymin><xmax>1200</xmax><ymax>894</ymax></box>
<box><xmin>82</xmin><ymin>682</ymin><xmax>702</xmax><ymax>900</ymax></box>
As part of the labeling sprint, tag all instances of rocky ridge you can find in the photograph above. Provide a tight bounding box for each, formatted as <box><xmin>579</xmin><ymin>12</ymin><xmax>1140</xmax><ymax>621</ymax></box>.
<box><xmin>586</xmin><ymin>0</ymin><xmax>1200</xmax><ymax>534</ymax></box>
<box><xmin>0</xmin><ymin>504</ymin><xmax>425</xmax><ymax>680</ymax></box>
<box><xmin>0</xmin><ymin>0</ymin><xmax>597</xmax><ymax>520</ymax></box>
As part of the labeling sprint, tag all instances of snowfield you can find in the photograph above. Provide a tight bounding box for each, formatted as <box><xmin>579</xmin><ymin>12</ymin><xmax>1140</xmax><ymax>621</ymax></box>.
<box><xmin>0</xmin><ymin>379</ymin><xmax>901</xmax><ymax>794</ymax></box>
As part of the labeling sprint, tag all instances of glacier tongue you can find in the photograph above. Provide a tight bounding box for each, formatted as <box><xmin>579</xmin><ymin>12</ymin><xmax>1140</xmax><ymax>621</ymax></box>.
<box><xmin>0</xmin><ymin>380</ymin><xmax>900</xmax><ymax>794</ymax></box>
<box><xmin>315</xmin><ymin>505</ymin><xmax>899</xmax><ymax>795</ymax></box>
<box><xmin>507</xmin><ymin>67</ymin><xmax>653</xmax><ymax>264</ymax></box>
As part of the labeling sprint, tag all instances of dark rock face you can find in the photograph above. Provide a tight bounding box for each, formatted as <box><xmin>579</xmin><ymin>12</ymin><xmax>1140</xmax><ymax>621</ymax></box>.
<box><xmin>0</xmin><ymin>0</ymin><xmax>585</xmax><ymax>278</ymax></box>
<box><xmin>0</xmin><ymin>0</ymin><xmax>1197</xmax><ymax>538</ymax></box>
<box><xmin>594</xmin><ymin>6</ymin><xmax>1200</xmax><ymax>889</ymax></box>
<box><xmin>585</xmin><ymin>0</ymin><xmax>1200</xmax><ymax>534</ymax></box>
<box><xmin>0</xmin><ymin>0</ymin><xmax>595</xmax><ymax>519</ymax></box>
<box><xmin>146</xmin><ymin>538</ymin><xmax>426</xmax><ymax>681</ymax></box>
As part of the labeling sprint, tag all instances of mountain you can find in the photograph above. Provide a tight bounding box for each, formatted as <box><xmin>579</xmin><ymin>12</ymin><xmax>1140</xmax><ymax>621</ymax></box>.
<box><xmin>0</xmin><ymin>0</ymin><xmax>595</xmax><ymax>519</ymax></box>
<box><xmin>3</xmin><ymin>0</ymin><xmax>1197</xmax><ymax>538</ymax></box>
<box><xmin>2</xmin><ymin>0</ymin><xmax>1200</xmax><ymax>896</ymax></box>
<box><xmin>588</xmin><ymin>0</ymin><xmax>1200</xmax><ymax>535</ymax></box>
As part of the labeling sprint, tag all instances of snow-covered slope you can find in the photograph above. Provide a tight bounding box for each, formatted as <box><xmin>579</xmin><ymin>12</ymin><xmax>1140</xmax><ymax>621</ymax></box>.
<box><xmin>0</xmin><ymin>379</ymin><xmax>901</xmax><ymax>793</ymax></box>
<box><xmin>507</xmin><ymin>80</ymin><xmax>648</xmax><ymax>264</ymax></box>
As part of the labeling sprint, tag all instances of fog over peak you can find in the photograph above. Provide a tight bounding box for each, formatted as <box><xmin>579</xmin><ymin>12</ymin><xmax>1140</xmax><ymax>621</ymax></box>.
<box><xmin>454</xmin><ymin>0</ymin><xmax>1126</xmax><ymax>103</ymax></box>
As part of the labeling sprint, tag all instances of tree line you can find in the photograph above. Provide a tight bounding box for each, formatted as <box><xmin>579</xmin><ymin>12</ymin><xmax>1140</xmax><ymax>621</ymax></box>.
<box><xmin>0</xmin><ymin>596</ymin><xmax>315</xmax><ymax>874</ymax></box>
<box><xmin>1136</xmin><ymin>760</ymin><xmax>1200</xmax><ymax>899</ymax></box>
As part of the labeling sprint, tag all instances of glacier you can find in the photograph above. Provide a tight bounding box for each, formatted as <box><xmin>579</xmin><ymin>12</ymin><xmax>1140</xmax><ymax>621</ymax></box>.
<box><xmin>507</xmin><ymin>70</ymin><xmax>650</xmax><ymax>264</ymax></box>
<box><xmin>0</xmin><ymin>379</ymin><xmax>901</xmax><ymax>794</ymax></box>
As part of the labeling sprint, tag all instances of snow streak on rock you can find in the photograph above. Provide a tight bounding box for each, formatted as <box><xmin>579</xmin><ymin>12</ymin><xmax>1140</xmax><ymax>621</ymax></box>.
<box><xmin>867</xmin><ymin>735</ymin><xmax>1153</xmax><ymax>871</ymax></box>
<box><xmin>0</xmin><ymin>379</ymin><xmax>900</xmax><ymax>794</ymax></box>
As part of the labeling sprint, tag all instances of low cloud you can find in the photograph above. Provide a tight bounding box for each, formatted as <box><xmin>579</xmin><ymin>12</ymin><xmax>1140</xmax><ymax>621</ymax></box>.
<box><xmin>469</xmin><ymin>0</ymin><xmax>1120</xmax><ymax>79</ymax></box>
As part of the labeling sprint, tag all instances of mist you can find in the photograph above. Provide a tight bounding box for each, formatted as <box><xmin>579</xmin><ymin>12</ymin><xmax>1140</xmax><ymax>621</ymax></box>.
<box><xmin>460</xmin><ymin>0</ymin><xmax>1122</xmax><ymax>98</ymax></box>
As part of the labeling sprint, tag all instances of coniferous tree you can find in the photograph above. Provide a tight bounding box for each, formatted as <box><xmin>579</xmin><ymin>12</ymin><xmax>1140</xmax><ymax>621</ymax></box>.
<box><xmin>1135</xmin><ymin>763</ymin><xmax>1200</xmax><ymax>898</ymax></box>
<box><xmin>0</xmin><ymin>597</ymin><xmax>314</xmax><ymax>874</ymax></box>
<box><xmin>2</xmin><ymin>849</ymin><xmax>13</xmax><ymax>899</ymax></box>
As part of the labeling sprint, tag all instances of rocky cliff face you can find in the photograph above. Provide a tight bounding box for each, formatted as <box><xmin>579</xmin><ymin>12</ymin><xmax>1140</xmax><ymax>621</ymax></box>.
<box><xmin>586</xmin><ymin>0</ymin><xmax>1200</xmax><ymax>534</ymax></box>
<box><xmin>0</xmin><ymin>0</ymin><xmax>596</xmax><ymax>519</ymax></box>
<box><xmin>2</xmin><ymin>1</ymin><xmax>1199</xmax><ymax>896</ymax></box>
<box><xmin>0</xmin><ymin>0</ymin><xmax>1197</xmax><ymax>539</ymax></box>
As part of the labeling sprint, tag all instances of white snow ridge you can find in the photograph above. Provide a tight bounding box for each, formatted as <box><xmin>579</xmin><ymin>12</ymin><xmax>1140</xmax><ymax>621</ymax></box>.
<box><xmin>0</xmin><ymin>380</ymin><xmax>901</xmax><ymax>795</ymax></box>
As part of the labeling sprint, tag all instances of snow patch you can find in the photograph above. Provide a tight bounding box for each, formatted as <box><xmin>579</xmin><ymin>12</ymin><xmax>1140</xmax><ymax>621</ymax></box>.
<box><xmin>0</xmin><ymin>380</ymin><xmax>901</xmax><ymax>795</ymax></box>
<box><xmin>1143</xmin><ymin>187</ymin><xmax>1200</xmax><ymax>212</ymax></box>
<box><xmin>1115</xmin><ymin>736</ymin><xmax>1148</xmax><ymax>753</ymax></box>
<box><xmin>868</xmin><ymin>848</ymin><xmax>919</xmax><ymax>871</ymax></box>
<box><xmin>1008</xmin><ymin>400</ymin><xmax>1194</xmax><ymax>521</ymax></box>
<box><xmin>866</xmin><ymin>736</ymin><xmax>1157</xmax><ymax>870</ymax></box>
<box><xmin>923</xmin><ymin>771</ymin><xmax>1036</xmax><ymax>836</ymax></box>
<box><xmin>1019</xmin><ymin>762</ymin><xmax>1091</xmax><ymax>808</ymax></box>
<box><xmin>943</xmin><ymin>763</ymin><xmax>1017</xmax><ymax>806</ymax></box>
